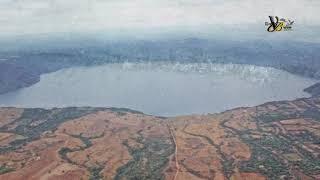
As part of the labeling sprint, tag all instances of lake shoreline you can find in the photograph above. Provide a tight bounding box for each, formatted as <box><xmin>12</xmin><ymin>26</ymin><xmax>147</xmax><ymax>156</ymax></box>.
<box><xmin>0</xmin><ymin>63</ymin><xmax>316</xmax><ymax>116</ymax></box>
<box><xmin>1</xmin><ymin>60</ymin><xmax>319</xmax><ymax>95</ymax></box>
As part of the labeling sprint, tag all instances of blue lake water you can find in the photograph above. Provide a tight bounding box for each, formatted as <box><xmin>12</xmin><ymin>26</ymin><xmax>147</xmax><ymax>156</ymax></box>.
<box><xmin>0</xmin><ymin>63</ymin><xmax>316</xmax><ymax>116</ymax></box>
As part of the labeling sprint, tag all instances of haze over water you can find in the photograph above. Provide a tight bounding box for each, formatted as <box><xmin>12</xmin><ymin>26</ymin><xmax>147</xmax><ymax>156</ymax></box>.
<box><xmin>0</xmin><ymin>63</ymin><xmax>316</xmax><ymax>116</ymax></box>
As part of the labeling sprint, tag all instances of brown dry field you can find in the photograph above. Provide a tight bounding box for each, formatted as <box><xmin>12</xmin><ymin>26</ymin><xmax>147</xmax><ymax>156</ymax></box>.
<box><xmin>0</xmin><ymin>97</ymin><xmax>319</xmax><ymax>179</ymax></box>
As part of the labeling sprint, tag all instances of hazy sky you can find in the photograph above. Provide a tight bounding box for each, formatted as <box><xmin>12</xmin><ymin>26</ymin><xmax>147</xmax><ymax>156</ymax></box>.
<box><xmin>0</xmin><ymin>0</ymin><xmax>319</xmax><ymax>39</ymax></box>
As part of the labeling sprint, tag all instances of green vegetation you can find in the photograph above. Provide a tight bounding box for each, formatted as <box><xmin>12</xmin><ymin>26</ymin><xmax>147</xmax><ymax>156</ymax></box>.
<box><xmin>241</xmin><ymin>104</ymin><xmax>320</xmax><ymax>178</ymax></box>
<box><xmin>239</xmin><ymin>144</ymin><xmax>290</xmax><ymax>180</ymax></box>
<box><xmin>291</xmin><ymin>131</ymin><xmax>320</xmax><ymax>144</ymax></box>
<box><xmin>0</xmin><ymin>107</ymin><xmax>144</xmax><ymax>154</ymax></box>
<box><xmin>89</xmin><ymin>166</ymin><xmax>103</xmax><ymax>180</ymax></box>
<box><xmin>257</xmin><ymin>135</ymin><xmax>292</xmax><ymax>153</ymax></box>
<box><xmin>107</xmin><ymin>107</ymin><xmax>143</xmax><ymax>115</ymax></box>
<box><xmin>70</xmin><ymin>134</ymin><xmax>92</xmax><ymax>149</ymax></box>
<box><xmin>0</xmin><ymin>165</ymin><xmax>14</xmax><ymax>175</ymax></box>
<box><xmin>222</xmin><ymin>157</ymin><xmax>235</xmax><ymax>179</ymax></box>
<box><xmin>295</xmin><ymin>145</ymin><xmax>320</xmax><ymax>175</ymax></box>
<box><xmin>302</xmin><ymin>108</ymin><xmax>320</xmax><ymax>121</ymax></box>
<box><xmin>58</xmin><ymin>132</ymin><xmax>104</xmax><ymax>166</ymax></box>
<box><xmin>115</xmin><ymin>135</ymin><xmax>174</xmax><ymax>180</ymax></box>
<box><xmin>0</xmin><ymin>107</ymin><xmax>103</xmax><ymax>154</ymax></box>
<box><xmin>58</xmin><ymin>147</ymin><xmax>74</xmax><ymax>164</ymax></box>
<box><xmin>299</xmin><ymin>159</ymin><xmax>320</xmax><ymax>175</ymax></box>
<box><xmin>257</xmin><ymin>112</ymin><xmax>296</xmax><ymax>123</ymax></box>
<box><xmin>257</xmin><ymin>105</ymin><xmax>320</xmax><ymax>123</ymax></box>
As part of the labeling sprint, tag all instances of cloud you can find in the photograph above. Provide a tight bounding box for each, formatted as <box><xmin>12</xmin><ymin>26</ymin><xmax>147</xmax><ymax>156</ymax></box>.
<box><xmin>0</xmin><ymin>0</ymin><xmax>319</xmax><ymax>38</ymax></box>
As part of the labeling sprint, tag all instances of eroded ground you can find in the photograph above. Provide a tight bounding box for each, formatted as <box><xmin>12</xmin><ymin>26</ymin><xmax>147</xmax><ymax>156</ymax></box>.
<box><xmin>0</xmin><ymin>97</ymin><xmax>320</xmax><ymax>180</ymax></box>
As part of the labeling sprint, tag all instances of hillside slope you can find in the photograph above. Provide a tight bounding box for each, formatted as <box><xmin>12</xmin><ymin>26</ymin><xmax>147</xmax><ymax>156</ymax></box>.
<box><xmin>0</xmin><ymin>97</ymin><xmax>319</xmax><ymax>179</ymax></box>
<box><xmin>0</xmin><ymin>61</ymin><xmax>40</xmax><ymax>94</ymax></box>
<box><xmin>305</xmin><ymin>83</ymin><xmax>320</xmax><ymax>96</ymax></box>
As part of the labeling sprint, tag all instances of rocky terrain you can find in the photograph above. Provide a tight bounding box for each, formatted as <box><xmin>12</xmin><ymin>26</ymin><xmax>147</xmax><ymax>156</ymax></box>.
<box><xmin>0</xmin><ymin>96</ymin><xmax>319</xmax><ymax>180</ymax></box>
